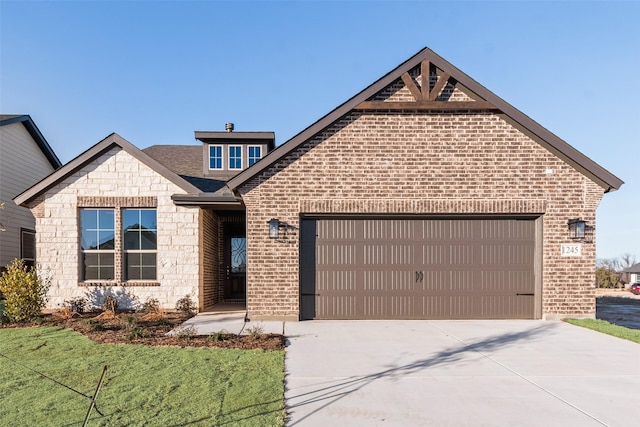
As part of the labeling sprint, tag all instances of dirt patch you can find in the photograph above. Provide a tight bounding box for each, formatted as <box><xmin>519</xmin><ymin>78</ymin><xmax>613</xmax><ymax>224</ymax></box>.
<box><xmin>1</xmin><ymin>311</ymin><xmax>285</xmax><ymax>350</ymax></box>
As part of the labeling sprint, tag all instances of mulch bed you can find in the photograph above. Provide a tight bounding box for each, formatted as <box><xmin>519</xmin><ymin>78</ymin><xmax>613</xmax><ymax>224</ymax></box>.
<box><xmin>1</xmin><ymin>311</ymin><xmax>285</xmax><ymax>350</ymax></box>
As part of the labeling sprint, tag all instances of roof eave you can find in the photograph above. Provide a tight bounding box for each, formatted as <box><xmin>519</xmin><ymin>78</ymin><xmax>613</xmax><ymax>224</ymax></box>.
<box><xmin>0</xmin><ymin>115</ymin><xmax>62</xmax><ymax>169</ymax></box>
<box><xmin>14</xmin><ymin>133</ymin><xmax>201</xmax><ymax>206</ymax></box>
<box><xmin>171</xmin><ymin>193</ymin><xmax>244</xmax><ymax>208</ymax></box>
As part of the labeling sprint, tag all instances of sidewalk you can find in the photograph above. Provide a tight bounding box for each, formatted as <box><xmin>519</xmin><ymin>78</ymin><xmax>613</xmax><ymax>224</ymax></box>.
<box><xmin>171</xmin><ymin>310</ymin><xmax>284</xmax><ymax>336</ymax></box>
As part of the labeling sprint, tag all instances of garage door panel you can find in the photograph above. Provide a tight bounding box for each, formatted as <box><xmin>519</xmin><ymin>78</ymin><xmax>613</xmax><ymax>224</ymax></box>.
<box><xmin>317</xmin><ymin>270</ymin><xmax>357</xmax><ymax>292</ymax></box>
<box><xmin>317</xmin><ymin>295</ymin><xmax>357</xmax><ymax>319</ymax></box>
<box><xmin>450</xmin><ymin>270</ymin><xmax>477</xmax><ymax>292</ymax></box>
<box><xmin>481</xmin><ymin>295</ymin><xmax>533</xmax><ymax>319</ymax></box>
<box><xmin>421</xmin><ymin>296</ymin><xmax>450</xmax><ymax>318</ymax></box>
<box><xmin>300</xmin><ymin>218</ymin><xmax>536</xmax><ymax>320</ymax></box>
<box><xmin>422</xmin><ymin>270</ymin><xmax>449</xmax><ymax>291</ymax></box>
<box><xmin>423</xmin><ymin>245</ymin><xmax>446</xmax><ymax>264</ymax></box>
<box><xmin>317</xmin><ymin>244</ymin><xmax>356</xmax><ymax>265</ymax></box>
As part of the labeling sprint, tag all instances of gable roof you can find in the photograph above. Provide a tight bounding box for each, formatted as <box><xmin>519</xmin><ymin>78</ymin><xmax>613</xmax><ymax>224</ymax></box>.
<box><xmin>227</xmin><ymin>47</ymin><xmax>623</xmax><ymax>193</ymax></box>
<box><xmin>14</xmin><ymin>133</ymin><xmax>202</xmax><ymax>206</ymax></box>
<box><xmin>0</xmin><ymin>114</ymin><xmax>62</xmax><ymax>169</ymax></box>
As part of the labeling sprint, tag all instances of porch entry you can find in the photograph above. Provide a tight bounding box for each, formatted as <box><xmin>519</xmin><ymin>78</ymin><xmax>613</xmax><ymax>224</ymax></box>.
<box><xmin>224</xmin><ymin>223</ymin><xmax>246</xmax><ymax>302</ymax></box>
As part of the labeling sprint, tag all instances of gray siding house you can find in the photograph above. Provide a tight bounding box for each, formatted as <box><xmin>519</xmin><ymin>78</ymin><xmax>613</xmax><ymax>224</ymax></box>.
<box><xmin>0</xmin><ymin>115</ymin><xmax>61</xmax><ymax>270</ymax></box>
<box><xmin>15</xmin><ymin>48</ymin><xmax>623</xmax><ymax>320</ymax></box>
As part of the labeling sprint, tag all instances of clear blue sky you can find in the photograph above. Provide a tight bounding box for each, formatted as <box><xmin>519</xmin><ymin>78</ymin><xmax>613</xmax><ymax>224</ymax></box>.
<box><xmin>1</xmin><ymin>0</ymin><xmax>638</xmax><ymax>260</ymax></box>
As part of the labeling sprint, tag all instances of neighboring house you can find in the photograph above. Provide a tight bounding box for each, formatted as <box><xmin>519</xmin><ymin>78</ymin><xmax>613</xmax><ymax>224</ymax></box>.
<box><xmin>624</xmin><ymin>263</ymin><xmax>640</xmax><ymax>285</ymax></box>
<box><xmin>0</xmin><ymin>115</ymin><xmax>62</xmax><ymax>271</ymax></box>
<box><xmin>15</xmin><ymin>48</ymin><xmax>623</xmax><ymax>320</ymax></box>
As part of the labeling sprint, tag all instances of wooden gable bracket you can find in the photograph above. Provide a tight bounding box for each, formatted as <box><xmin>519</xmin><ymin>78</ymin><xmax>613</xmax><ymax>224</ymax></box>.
<box><xmin>356</xmin><ymin>60</ymin><xmax>500</xmax><ymax>112</ymax></box>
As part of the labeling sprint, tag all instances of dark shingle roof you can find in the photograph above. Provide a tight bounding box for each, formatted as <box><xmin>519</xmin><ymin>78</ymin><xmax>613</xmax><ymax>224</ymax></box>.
<box><xmin>142</xmin><ymin>145</ymin><xmax>202</xmax><ymax>177</ymax></box>
<box><xmin>624</xmin><ymin>263</ymin><xmax>640</xmax><ymax>273</ymax></box>
<box><xmin>142</xmin><ymin>145</ymin><xmax>226</xmax><ymax>193</ymax></box>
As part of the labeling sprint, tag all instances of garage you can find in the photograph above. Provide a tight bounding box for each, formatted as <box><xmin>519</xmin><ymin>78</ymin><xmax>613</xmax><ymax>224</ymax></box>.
<box><xmin>300</xmin><ymin>217</ymin><xmax>539</xmax><ymax>320</ymax></box>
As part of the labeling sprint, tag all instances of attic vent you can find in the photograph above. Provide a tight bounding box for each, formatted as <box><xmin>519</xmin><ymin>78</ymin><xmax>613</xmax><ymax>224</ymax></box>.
<box><xmin>225</xmin><ymin>122</ymin><xmax>234</xmax><ymax>132</ymax></box>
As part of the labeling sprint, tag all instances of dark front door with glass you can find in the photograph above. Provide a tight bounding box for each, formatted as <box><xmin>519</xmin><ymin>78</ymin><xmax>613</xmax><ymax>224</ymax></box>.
<box><xmin>224</xmin><ymin>225</ymin><xmax>246</xmax><ymax>301</ymax></box>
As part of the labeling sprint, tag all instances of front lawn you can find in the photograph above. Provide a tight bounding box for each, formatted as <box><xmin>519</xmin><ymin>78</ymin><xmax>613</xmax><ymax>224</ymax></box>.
<box><xmin>564</xmin><ymin>318</ymin><xmax>640</xmax><ymax>344</ymax></box>
<box><xmin>0</xmin><ymin>327</ymin><xmax>285</xmax><ymax>426</ymax></box>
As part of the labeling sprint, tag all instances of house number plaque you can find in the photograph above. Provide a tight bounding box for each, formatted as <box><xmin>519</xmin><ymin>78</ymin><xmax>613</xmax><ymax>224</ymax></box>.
<box><xmin>560</xmin><ymin>244</ymin><xmax>582</xmax><ymax>257</ymax></box>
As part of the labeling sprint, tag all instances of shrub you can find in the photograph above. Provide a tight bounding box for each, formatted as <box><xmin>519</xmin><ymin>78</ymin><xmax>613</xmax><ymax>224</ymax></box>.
<box><xmin>84</xmin><ymin>318</ymin><xmax>105</xmax><ymax>332</ymax></box>
<box><xmin>101</xmin><ymin>295</ymin><xmax>119</xmax><ymax>313</ymax></box>
<box><xmin>64</xmin><ymin>297</ymin><xmax>87</xmax><ymax>314</ymax></box>
<box><xmin>174</xmin><ymin>324</ymin><xmax>197</xmax><ymax>339</ymax></box>
<box><xmin>0</xmin><ymin>259</ymin><xmax>50</xmax><ymax>322</ymax></box>
<box><xmin>142</xmin><ymin>298</ymin><xmax>161</xmax><ymax>314</ymax></box>
<box><xmin>246</xmin><ymin>324</ymin><xmax>265</xmax><ymax>339</ymax></box>
<box><xmin>208</xmin><ymin>330</ymin><xmax>229</xmax><ymax>342</ymax></box>
<box><xmin>175</xmin><ymin>294</ymin><xmax>197</xmax><ymax>316</ymax></box>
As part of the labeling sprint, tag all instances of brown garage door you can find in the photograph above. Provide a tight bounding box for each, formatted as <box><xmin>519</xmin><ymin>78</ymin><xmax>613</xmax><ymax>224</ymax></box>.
<box><xmin>300</xmin><ymin>218</ymin><xmax>536</xmax><ymax>320</ymax></box>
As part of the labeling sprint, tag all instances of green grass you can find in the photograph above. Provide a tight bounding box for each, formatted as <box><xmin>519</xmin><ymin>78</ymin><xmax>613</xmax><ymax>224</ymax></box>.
<box><xmin>0</xmin><ymin>327</ymin><xmax>285</xmax><ymax>426</ymax></box>
<box><xmin>565</xmin><ymin>318</ymin><xmax>640</xmax><ymax>344</ymax></box>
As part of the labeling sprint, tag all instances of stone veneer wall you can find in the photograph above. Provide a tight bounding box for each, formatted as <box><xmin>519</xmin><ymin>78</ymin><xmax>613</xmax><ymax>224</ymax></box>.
<box><xmin>240</xmin><ymin>110</ymin><xmax>604</xmax><ymax>320</ymax></box>
<box><xmin>30</xmin><ymin>148</ymin><xmax>201</xmax><ymax>311</ymax></box>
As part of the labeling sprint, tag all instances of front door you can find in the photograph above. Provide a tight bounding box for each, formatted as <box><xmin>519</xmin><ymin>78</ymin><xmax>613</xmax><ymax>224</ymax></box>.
<box><xmin>224</xmin><ymin>225</ymin><xmax>246</xmax><ymax>301</ymax></box>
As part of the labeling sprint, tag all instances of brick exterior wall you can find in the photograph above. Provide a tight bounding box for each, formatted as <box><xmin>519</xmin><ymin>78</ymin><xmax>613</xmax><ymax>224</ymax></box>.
<box><xmin>240</xmin><ymin>102</ymin><xmax>604</xmax><ymax>320</ymax></box>
<box><xmin>30</xmin><ymin>148</ymin><xmax>202</xmax><ymax>311</ymax></box>
<box><xmin>200</xmin><ymin>208</ymin><xmax>219</xmax><ymax>309</ymax></box>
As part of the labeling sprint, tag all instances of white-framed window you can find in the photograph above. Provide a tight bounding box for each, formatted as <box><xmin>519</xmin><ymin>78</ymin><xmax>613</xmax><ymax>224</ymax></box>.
<box><xmin>123</xmin><ymin>209</ymin><xmax>157</xmax><ymax>280</ymax></box>
<box><xmin>209</xmin><ymin>145</ymin><xmax>223</xmax><ymax>170</ymax></box>
<box><xmin>20</xmin><ymin>228</ymin><xmax>36</xmax><ymax>268</ymax></box>
<box><xmin>229</xmin><ymin>145</ymin><xmax>242</xmax><ymax>170</ymax></box>
<box><xmin>80</xmin><ymin>209</ymin><xmax>115</xmax><ymax>280</ymax></box>
<box><xmin>248</xmin><ymin>145</ymin><xmax>262</xmax><ymax>166</ymax></box>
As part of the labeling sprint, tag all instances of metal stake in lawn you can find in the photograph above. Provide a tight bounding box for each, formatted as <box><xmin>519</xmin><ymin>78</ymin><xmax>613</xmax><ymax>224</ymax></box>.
<box><xmin>83</xmin><ymin>365</ymin><xmax>108</xmax><ymax>427</ymax></box>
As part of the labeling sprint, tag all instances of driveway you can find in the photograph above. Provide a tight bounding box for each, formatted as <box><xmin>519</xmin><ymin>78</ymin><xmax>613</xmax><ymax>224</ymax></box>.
<box><xmin>284</xmin><ymin>320</ymin><xmax>640</xmax><ymax>426</ymax></box>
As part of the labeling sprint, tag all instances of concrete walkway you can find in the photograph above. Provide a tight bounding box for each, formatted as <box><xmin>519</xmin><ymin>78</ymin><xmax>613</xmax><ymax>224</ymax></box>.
<box><xmin>173</xmin><ymin>310</ymin><xmax>284</xmax><ymax>335</ymax></box>
<box><xmin>284</xmin><ymin>320</ymin><xmax>640</xmax><ymax>426</ymax></box>
<box><xmin>174</xmin><ymin>315</ymin><xmax>639</xmax><ymax>425</ymax></box>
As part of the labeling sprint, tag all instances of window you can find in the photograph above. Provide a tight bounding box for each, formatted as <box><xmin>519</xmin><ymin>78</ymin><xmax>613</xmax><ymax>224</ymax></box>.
<box><xmin>123</xmin><ymin>209</ymin><xmax>157</xmax><ymax>280</ymax></box>
<box><xmin>229</xmin><ymin>145</ymin><xmax>242</xmax><ymax>170</ymax></box>
<box><xmin>80</xmin><ymin>209</ymin><xmax>115</xmax><ymax>280</ymax></box>
<box><xmin>248</xmin><ymin>146</ymin><xmax>262</xmax><ymax>166</ymax></box>
<box><xmin>21</xmin><ymin>229</ymin><xmax>36</xmax><ymax>268</ymax></box>
<box><xmin>209</xmin><ymin>145</ymin><xmax>223</xmax><ymax>170</ymax></box>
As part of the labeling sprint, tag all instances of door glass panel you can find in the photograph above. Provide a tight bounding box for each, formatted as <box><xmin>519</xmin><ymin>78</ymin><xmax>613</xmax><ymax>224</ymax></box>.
<box><xmin>231</xmin><ymin>237</ymin><xmax>246</xmax><ymax>273</ymax></box>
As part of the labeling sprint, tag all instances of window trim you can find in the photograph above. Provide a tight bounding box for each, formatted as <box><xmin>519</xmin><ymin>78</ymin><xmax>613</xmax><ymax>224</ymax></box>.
<box><xmin>228</xmin><ymin>145</ymin><xmax>243</xmax><ymax>170</ymax></box>
<box><xmin>122</xmin><ymin>208</ymin><xmax>157</xmax><ymax>281</ymax></box>
<box><xmin>248</xmin><ymin>145</ymin><xmax>262</xmax><ymax>167</ymax></box>
<box><xmin>209</xmin><ymin>145</ymin><xmax>224</xmax><ymax>170</ymax></box>
<box><xmin>80</xmin><ymin>208</ymin><xmax>116</xmax><ymax>282</ymax></box>
<box><xmin>20</xmin><ymin>228</ymin><xmax>36</xmax><ymax>266</ymax></box>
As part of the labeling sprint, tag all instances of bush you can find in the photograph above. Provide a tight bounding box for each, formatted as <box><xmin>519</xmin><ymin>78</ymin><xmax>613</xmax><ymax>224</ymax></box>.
<box><xmin>101</xmin><ymin>295</ymin><xmax>119</xmax><ymax>313</ymax></box>
<box><xmin>175</xmin><ymin>294</ymin><xmax>197</xmax><ymax>316</ymax></box>
<box><xmin>0</xmin><ymin>259</ymin><xmax>50</xmax><ymax>322</ymax></box>
<box><xmin>64</xmin><ymin>297</ymin><xmax>87</xmax><ymax>314</ymax></box>
<box><xmin>142</xmin><ymin>298</ymin><xmax>161</xmax><ymax>314</ymax></box>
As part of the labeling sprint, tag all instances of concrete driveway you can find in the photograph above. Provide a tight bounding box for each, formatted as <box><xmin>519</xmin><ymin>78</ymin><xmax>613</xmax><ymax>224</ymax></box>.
<box><xmin>284</xmin><ymin>320</ymin><xmax>640</xmax><ymax>426</ymax></box>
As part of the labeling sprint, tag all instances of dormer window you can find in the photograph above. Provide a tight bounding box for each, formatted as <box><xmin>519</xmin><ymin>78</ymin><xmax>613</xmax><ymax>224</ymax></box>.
<box><xmin>229</xmin><ymin>145</ymin><xmax>243</xmax><ymax>170</ymax></box>
<box><xmin>248</xmin><ymin>146</ymin><xmax>262</xmax><ymax>166</ymax></box>
<box><xmin>209</xmin><ymin>145</ymin><xmax>223</xmax><ymax>170</ymax></box>
<box><xmin>197</xmin><ymin>126</ymin><xmax>275</xmax><ymax>178</ymax></box>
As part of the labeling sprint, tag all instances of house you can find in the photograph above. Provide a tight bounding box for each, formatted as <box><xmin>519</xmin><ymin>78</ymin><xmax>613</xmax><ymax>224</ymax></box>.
<box><xmin>0</xmin><ymin>115</ymin><xmax>62</xmax><ymax>271</ymax></box>
<box><xmin>14</xmin><ymin>48</ymin><xmax>623</xmax><ymax>320</ymax></box>
<box><xmin>624</xmin><ymin>263</ymin><xmax>640</xmax><ymax>285</ymax></box>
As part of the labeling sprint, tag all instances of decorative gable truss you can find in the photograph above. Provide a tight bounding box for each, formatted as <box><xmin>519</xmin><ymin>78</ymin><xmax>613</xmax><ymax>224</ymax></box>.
<box><xmin>354</xmin><ymin>60</ymin><xmax>499</xmax><ymax>112</ymax></box>
<box><xmin>228</xmin><ymin>48</ymin><xmax>622</xmax><ymax>194</ymax></box>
